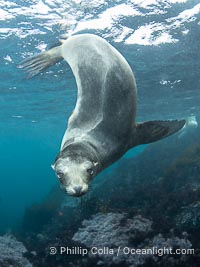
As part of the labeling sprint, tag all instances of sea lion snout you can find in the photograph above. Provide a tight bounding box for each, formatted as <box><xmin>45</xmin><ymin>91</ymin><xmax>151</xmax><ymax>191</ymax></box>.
<box><xmin>73</xmin><ymin>186</ymin><xmax>84</xmax><ymax>196</ymax></box>
<box><xmin>66</xmin><ymin>184</ymin><xmax>88</xmax><ymax>197</ymax></box>
<box><xmin>60</xmin><ymin>175</ymin><xmax>89</xmax><ymax>197</ymax></box>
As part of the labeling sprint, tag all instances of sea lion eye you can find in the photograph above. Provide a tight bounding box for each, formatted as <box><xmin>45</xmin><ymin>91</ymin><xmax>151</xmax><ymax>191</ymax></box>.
<box><xmin>87</xmin><ymin>168</ymin><xmax>94</xmax><ymax>176</ymax></box>
<box><xmin>57</xmin><ymin>172</ymin><xmax>64</xmax><ymax>180</ymax></box>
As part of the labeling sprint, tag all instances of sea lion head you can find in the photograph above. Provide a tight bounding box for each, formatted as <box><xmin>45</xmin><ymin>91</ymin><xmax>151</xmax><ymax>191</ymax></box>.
<box><xmin>52</xmin><ymin>155</ymin><xmax>98</xmax><ymax>197</ymax></box>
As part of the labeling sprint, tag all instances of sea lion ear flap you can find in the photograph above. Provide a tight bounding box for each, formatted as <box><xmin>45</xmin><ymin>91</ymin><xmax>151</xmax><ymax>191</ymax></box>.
<box><xmin>93</xmin><ymin>161</ymin><xmax>99</xmax><ymax>167</ymax></box>
<box><xmin>133</xmin><ymin>119</ymin><xmax>186</xmax><ymax>146</ymax></box>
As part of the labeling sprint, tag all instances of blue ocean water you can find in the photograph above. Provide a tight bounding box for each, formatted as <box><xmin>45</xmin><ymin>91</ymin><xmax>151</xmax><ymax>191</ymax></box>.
<box><xmin>0</xmin><ymin>0</ymin><xmax>200</xmax><ymax>236</ymax></box>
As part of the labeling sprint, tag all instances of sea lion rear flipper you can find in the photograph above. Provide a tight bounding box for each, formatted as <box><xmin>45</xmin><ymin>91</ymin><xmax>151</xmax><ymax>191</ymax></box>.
<box><xmin>134</xmin><ymin>119</ymin><xmax>186</xmax><ymax>145</ymax></box>
<box><xmin>18</xmin><ymin>45</ymin><xmax>63</xmax><ymax>79</ymax></box>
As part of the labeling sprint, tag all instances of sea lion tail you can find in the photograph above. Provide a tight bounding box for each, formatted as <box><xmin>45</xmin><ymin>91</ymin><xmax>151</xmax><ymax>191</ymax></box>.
<box><xmin>133</xmin><ymin>119</ymin><xmax>186</xmax><ymax>146</ymax></box>
<box><xmin>18</xmin><ymin>45</ymin><xmax>63</xmax><ymax>79</ymax></box>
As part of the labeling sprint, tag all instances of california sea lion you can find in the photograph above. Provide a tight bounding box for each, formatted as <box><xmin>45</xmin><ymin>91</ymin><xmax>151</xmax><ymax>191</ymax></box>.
<box><xmin>20</xmin><ymin>34</ymin><xmax>185</xmax><ymax>197</ymax></box>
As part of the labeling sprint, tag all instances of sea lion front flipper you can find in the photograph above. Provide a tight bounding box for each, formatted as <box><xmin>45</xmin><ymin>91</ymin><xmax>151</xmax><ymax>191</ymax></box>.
<box><xmin>134</xmin><ymin>119</ymin><xmax>186</xmax><ymax>146</ymax></box>
<box><xmin>18</xmin><ymin>45</ymin><xmax>63</xmax><ymax>79</ymax></box>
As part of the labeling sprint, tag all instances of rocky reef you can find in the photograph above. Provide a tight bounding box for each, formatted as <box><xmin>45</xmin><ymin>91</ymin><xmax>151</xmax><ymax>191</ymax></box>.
<box><xmin>0</xmin><ymin>234</ymin><xmax>32</xmax><ymax>267</ymax></box>
<box><xmin>73</xmin><ymin>212</ymin><xmax>193</xmax><ymax>267</ymax></box>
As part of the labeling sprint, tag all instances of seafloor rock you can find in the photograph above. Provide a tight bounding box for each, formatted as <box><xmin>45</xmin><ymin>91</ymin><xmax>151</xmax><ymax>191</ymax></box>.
<box><xmin>0</xmin><ymin>234</ymin><xmax>32</xmax><ymax>267</ymax></box>
<box><xmin>147</xmin><ymin>234</ymin><xmax>193</xmax><ymax>266</ymax></box>
<box><xmin>73</xmin><ymin>212</ymin><xmax>152</xmax><ymax>247</ymax></box>
<box><xmin>175</xmin><ymin>201</ymin><xmax>200</xmax><ymax>230</ymax></box>
<box><xmin>73</xmin><ymin>212</ymin><xmax>152</xmax><ymax>266</ymax></box>
<box><xmin>73</xmin><ymin>212</ymin><xmax>193</xmax><ymax>267</ymax></box>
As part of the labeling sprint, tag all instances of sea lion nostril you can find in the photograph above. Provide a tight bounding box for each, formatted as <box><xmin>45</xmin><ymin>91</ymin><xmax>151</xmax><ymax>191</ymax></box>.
<box><xmin>74</xmin><ymin>186</ymin><xmax>82</xmax><ymax>195</ymax></box>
